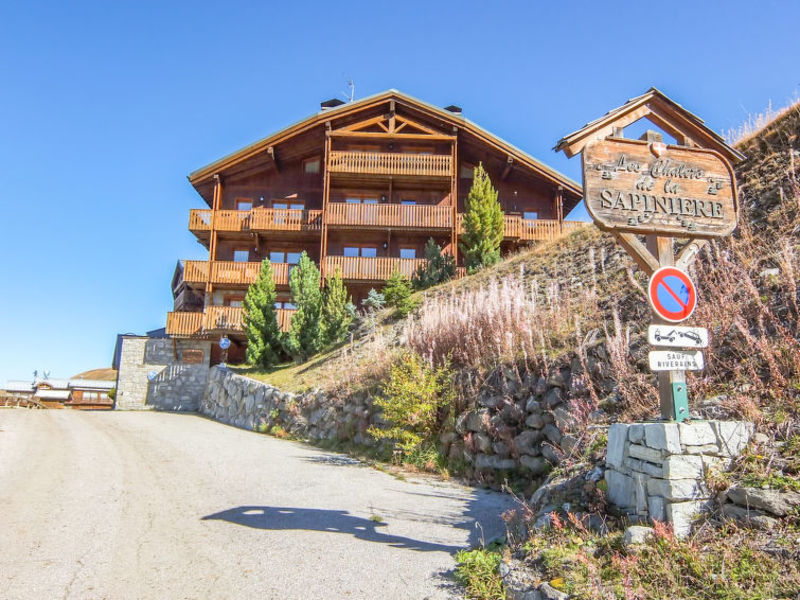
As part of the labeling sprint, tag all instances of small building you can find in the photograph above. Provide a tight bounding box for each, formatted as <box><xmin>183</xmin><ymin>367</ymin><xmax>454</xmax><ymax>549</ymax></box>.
<box><xmin>66</xmin><ymin>379</ymin><xmax>116</xmax><ymax>410</ymax></box>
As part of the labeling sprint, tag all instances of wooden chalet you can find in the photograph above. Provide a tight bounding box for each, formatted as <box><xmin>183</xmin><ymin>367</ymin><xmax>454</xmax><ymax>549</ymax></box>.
<box><xmin>166</xmin><ymin>90</ymin><xmax>584</xmax><ymax>362</ymax></box>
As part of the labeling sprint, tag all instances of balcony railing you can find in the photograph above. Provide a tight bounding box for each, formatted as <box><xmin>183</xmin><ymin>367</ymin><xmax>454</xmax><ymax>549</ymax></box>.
<box><xmin>189</xmin><ymin>209</ymin><xmax>322</xmax><ymax>234</ymax></box>
<box><xmin>327</xmin><ymin>203</ymin><xmax>452</xmax><ymax>229</ymax></box>
<box><xmin>181</xmin><ymin>261</ymin><xmax>291</xmax><ymax>286</ymax></box>
<box><xmin>166</xmin><ymin>311</ymin><xmax>203</xmax><ymax>336</ymax></box>
<box><xmin>326</xmin><ymin>256</ymin><xmax>427</xmax><ymax>281</ymax></box>
<box><xmin>328</xmin><ymin>151</ymin><xmax>452</xmax><ymax>177</ymax></box>
<box><xmin>167</xmin><ymin>307</ymin><xmax>296</xmax><ymax>336</ymax></box>
<box><xmin>457</xmin><ymin>215</ymin><xmax>587</xmax><ymax>242</ymax></box>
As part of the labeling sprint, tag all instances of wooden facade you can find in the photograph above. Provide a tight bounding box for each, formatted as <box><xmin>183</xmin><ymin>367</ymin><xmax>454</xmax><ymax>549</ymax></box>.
<box><xmin>166</xmin><ymin>90</ymin><xmax>584</xmax><ymax>347</ymax></box>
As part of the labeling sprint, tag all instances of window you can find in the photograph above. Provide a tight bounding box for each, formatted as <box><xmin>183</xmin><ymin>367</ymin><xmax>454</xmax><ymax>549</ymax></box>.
<box><xmin>236</xmin><ymin>198</ymin><xmax>253</xmax><ymax>211</ymax></box>
<box><xmin>523</xmin><ymin>211</ymin><xmax>539</xmax><ymax>220</ymax></box>
<box><xmin>343</xmin><ymin>246</ymin><xmax>376</xmax><ymax>258</ymax></box>
<box><xmin>233</xmin><ymin>249</ymin><xmax>249</xmax><ymax>262</ymax></box>
<box><xmin>400</xmin><ymin>198</ymin><xmax>417</xmax><ymax>205</ymax></box>
<box><xmin>349</xmin><ymin>144</ymin><xmax>380</xmax><ymax>153</ymax></box>
<box><xmin>303</xmin><ymin>157</ymin><xmax>320</xmax><ymax>174</ymax></box>
<box><xmin>273</xmin><ymin>201</ymin><xmax>305</xmax><ymax>210</ymax></box>
<box><xmin>344</xmin><ymin>195</ymin><xmax>378</xmax><ymax>204</ymax></box>
<box><xmin>404</xmin><ymin>146</ymin><xmax>434</xmax><ymax>155</ymax></box>
<box><xmin>400</xmin><ymin>248</ymin><xmax>416</xmax><ymax>259</ymax></box>
<box><xmin>269</xmin><ymin>251</ymin><xmax>303</xmax><ymax>264</ymax></box>
<box><xmin>274</xmin><ymin>301</ymin><xmax>297</xmax><ymax>310</ymax></box>
<box><xmin>225</xmin><ymin>295</ymin><xmax>244</xmax><ymax>307</ymax></box>
<box><xmin>460</xmin><ymin>164</ymin><xmax>475</xmax><ymax>179</ymax></box>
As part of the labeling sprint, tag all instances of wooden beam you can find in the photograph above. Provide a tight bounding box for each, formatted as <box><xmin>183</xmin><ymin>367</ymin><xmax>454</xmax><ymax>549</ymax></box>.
<box><xmin>267</xmin><ymin>146</ymin><xmax>280</xmax><ymax>173</ymax></box>
<box><xmin>329</xmin><ymin>131</ymin><xmax>456</xmax><ymax>141</ymax></box>
<box><xmin>675</xmin><ymin>239</ymin><xmax>709</xmax><ymax>270</ymax></box>
<box><xmin>501</xmin><ymin>156</ymin><xmax>513</xmax><ymax>181</ymax></box>
<box><xmin>612</xmin><ymin>232</ymin><xmax>659</xmax><ymax>275</ymax></box>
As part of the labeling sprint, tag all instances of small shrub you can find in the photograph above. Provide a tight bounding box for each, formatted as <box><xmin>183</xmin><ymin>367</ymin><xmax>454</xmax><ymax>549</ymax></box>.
<box><xmin>454</xmin><ymin>547</ymin><xmax>507</xmax><ymax>600</ymax></box>
<box><xmin>368</xmin><ymin>352</ymin><xmax>454</xmax><ymax>453</ymax></box>
<box><xmin>107</xmin><ymin>387</ymin><xmax>116</xmax><ymax>401</ymax></box>
<box><xmin>412</xmin><ymin>238</ymin><xmax>456</xmax><ymax>290</ymax></box>
<box><xmin>383</xmin><ymin>270</ymin><xmax>419</xmax><ymax>317</ymax></box>
<box><xmin>361</xmin><ymin>288</ymin><xmax>386</xmax><ymax>311</ymax></box>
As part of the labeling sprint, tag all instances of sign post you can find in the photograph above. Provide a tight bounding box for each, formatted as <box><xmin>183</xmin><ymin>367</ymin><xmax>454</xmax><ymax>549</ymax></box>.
<box><xmin>555</xmin><ymin>89</ymin><xmax>743</xmax><ymax>421</ymax></box>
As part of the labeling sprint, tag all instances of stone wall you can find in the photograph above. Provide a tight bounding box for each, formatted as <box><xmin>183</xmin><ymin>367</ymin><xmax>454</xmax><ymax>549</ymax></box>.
<box><xmin>116</xmin><ymin>336</ymin><xmax>211</xmax><ymax>411</ymax></box>
<box><xmin>605</xmin><ymin>420</ymin><xmax>754</xmax><ymax>536</ymax></box>
<box><xmin>201</xmin><ymin>353</ymin><xmax>598</xmax><ymax>485</ymax></box>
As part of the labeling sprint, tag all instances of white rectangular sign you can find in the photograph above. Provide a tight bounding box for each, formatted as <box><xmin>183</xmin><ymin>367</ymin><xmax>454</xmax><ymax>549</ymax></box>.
<box><xmin>649</xmin><ymin>350</ymin><xmax>705</xmax><ymax>371</ymax></box>
<box><xmin>648</xmin><ymin>325</ymin><xmax>708</xmax><ymax>349</ymax></box>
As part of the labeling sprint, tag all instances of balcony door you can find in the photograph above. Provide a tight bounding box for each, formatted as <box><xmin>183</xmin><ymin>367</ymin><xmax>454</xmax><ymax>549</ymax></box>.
<box><xmin>273</xmin><ymin>201</ymin><xmax>305</xmax><ymax>226</ymax></box>
<box><xmin>343</xmin><ymin>246</ymin><xmax>377</xmax><ymax>278</ymax></box>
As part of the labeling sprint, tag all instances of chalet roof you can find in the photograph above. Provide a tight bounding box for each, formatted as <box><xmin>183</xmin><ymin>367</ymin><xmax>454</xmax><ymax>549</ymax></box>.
<box><xmin>555</xmin><ymin>88</ymin><xmax>745</xmax><ymax>163</ymax></box>
<box><xmin>188</xmin><ymin>89</ymin><xmax>581</xmax><ymax>199</ymax></box>
<box><xmin>68</xmin><ymin>379</ymin><xmax>116</xmax><ymax>390</ymax></box>
<box><xmin>35</xmin><ymin>389</ymin><xmax>71</xmax><ymax>400</ymax></box>
<box><xmin>4</xmin><ymin>380</ymin><xmax>34</xmax><ymax>393</ymax></box>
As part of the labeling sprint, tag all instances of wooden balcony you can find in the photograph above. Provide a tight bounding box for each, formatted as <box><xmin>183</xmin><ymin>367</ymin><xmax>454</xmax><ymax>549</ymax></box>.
<box><xmin>456</xmin><ymin>215</ymin><xmax>587</xmax><ymax>242</ymax></box>
<box><xmin>181</xmin><ymin>260</ymin><xmax>291</xmax><ymax>287</ymax></box>
<box><xmin>328</xmin><ymin>151</ymin><xmax>452</xmax><ymax>178</ymax></box>
<box><xmin>189</xmin><ymin>209</ymin><xmax>322</xmax><ymax>235</ymax></box>
<box><xmin>326</xmin><ymin>255</ymin><xmax>427</xmax><ymax>281</ymax></box>
<box><xmin>166</xmin><ymin>311</ymin><xmax>203</xmax><ymax>337</ymax></box>
<box><xmin>327</xmin><ymin>203</ymin><xmax>452</xmax><ymax>230</ymax></box>
<box><xmin>167</xmin><ymin>307</ymin><xmax>295</xmax><ymax>336</ymax></box>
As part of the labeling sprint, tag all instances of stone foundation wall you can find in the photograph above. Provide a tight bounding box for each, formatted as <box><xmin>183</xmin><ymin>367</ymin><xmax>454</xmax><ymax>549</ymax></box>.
<box><xmin>116</xmin><ymin>336</ymin><xmax>211</xmax><ymax>411</ymax></box>
<box><xmin>605</xmin><ymin>420</ymin><xmax>754</xmax><ymax>536</ymax></box>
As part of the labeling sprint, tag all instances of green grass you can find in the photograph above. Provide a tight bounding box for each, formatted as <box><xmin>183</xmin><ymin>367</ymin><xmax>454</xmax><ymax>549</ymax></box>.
<box><xmin>454</xmin><ymin>545</ymin><xmax>507</xmax><ymax>600</ymax></box>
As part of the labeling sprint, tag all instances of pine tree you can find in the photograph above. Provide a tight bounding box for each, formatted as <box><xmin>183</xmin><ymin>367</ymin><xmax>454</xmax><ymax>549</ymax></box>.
<box><xmin>243</xmin><ymin>259</ymin><xmax>282</xmax><ymax>368</ymax></box>
<box><xmin>411</xmin><ymin>238</ymin><xmax>456</xmax><ymax>290</ymax></box>
<box><xmin>283</xmin><ymin>252</ymin><xmax>323</xmax><ymax>361</ymax></box>
<box><xmin>383</xmin><ymin>270</ymin><xmax>418</xmax><ymax>317</ymax></box>
<box><xmin>459</xmin><ymin>163</ymin><xmax>504</xmax><ymax>272</ymax></box>
<box><xmin>321</xmin><ymin>268</ymin><xmax>352</xmax><ymax>346</ymax></box>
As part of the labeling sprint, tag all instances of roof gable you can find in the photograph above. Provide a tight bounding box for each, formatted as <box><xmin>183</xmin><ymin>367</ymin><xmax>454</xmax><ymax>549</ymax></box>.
<box><xmin>188</xmin><ymin>90</ymin><xmax>581</xmax><ymax>199</ymax></box>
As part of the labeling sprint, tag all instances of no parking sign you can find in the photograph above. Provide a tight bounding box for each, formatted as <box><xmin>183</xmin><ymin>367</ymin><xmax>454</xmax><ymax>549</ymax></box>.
<box><xmin>648</xmin><ymin>266</ymin><xmax>697</xmax><ymax>323</ymax></box>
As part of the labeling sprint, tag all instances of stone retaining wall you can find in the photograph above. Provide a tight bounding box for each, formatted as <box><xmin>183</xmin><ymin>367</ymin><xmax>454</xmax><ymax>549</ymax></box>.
<box><xmin>605</xmin><ymin>420</ymin><xmax>754</xmax><ymax>536</ymax></box>
<box><xmin>201</xmin><ymin>349</ymin><xmax>606</xmax><ymax>484</ymax></box>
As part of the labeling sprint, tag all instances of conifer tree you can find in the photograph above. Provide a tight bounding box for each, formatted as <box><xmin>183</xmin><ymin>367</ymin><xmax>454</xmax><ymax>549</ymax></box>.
<box><xmin>283</xmin><ymin>252</ymin><xmax>323</xmax><ymax>361</ymax></box>
<box><xmin>383</xmin><ymin>270</ymin><xmax>418</xmax><ymax>317</ymax></box>
<box><xmin>321</xmin><ymin>268</ymin><xmax>352</xmax><ymax>346</ymax></box>
<box><xmin>243</xmin><ymin>259</ymin><xmax>282</xmax><ymax>368</ymax></box>
<box><xmin>411</xmin><ymin>238</ymin><xmax>456</xmax><ymax>290</ymax></box>
<box><xmin>459</xmin><ymin>163</ymin><xmax>504</xmax><ymax>272</ymax></box>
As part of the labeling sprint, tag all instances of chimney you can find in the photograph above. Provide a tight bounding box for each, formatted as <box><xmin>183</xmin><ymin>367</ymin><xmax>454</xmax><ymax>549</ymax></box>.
<box><xmin>444</xmin><ymin>104</ymin><xmax>462</xmax><ymax>114</ymax></box>
<box><xmin>320</xmin><ymin>98</ymin><xmax>345</xmax><ymax>111</ymax></box>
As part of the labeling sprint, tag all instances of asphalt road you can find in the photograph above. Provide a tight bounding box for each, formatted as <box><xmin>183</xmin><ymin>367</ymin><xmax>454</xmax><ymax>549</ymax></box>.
<box><xmin>0</xmin><ymin>410</ymin><xmax>513</xmax><ymax>599</ymax></box>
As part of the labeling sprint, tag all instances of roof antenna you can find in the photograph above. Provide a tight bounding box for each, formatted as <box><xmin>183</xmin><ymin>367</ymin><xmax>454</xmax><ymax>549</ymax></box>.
<box><xmin>341</xmin><ymin>79</ymin><xmax>355</xmax><ymax>103</ymax></box>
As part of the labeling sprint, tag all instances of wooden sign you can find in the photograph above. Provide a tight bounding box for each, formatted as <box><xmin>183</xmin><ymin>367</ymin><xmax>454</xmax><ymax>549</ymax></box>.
<box><xmin>582</xmin><ymin>138</ymin><xmax>737</xmax><ymax>238</ymax></box>
<box><xmin>181</xmin><ymin>349</ymin><xmax>205</xmax><ymax>364</ymax></box>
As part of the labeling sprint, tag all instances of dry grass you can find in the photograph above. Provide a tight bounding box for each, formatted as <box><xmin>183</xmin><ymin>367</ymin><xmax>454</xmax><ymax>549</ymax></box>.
<box><xmin>71</xmin><ymin>368</ymin><xmax>117</xmax><ymax>381</ymax></box>
<box><xmin>725</xmin><ymin>96</ymin><xmax>800</xmax><ymax>146</ymax></box>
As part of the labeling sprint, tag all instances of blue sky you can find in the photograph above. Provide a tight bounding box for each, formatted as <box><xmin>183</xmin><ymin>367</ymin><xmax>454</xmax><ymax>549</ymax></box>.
<box><xmin>1</xmin><ymin>0</ymin><xmax>798</xmax><ymax>382</ymax></box>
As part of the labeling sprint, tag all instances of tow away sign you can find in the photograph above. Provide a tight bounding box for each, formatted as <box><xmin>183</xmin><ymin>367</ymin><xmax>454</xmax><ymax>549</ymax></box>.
<box><xmin>649</xmin><ymin>350</ymin><xmax>705</xmax><ymax>371</ymax></box>
<box><xmin>648</xmin><ymin>325</ymin><xmax>708</xmax><ymax>348</ymax></box>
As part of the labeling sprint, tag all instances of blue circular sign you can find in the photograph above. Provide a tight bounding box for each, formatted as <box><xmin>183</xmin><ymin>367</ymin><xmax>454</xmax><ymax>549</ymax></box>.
<box><xmin>147</xmin><ymin>370</ymin><xmax>158</xmax><ymax>382</ymax></box>
<box><xmin>219</xmin><ymin>336</ymin><xmax>231</xmax><ymax>350</ymax></box>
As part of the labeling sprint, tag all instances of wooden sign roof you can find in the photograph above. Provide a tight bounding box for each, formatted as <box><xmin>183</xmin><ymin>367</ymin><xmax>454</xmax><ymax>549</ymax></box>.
<box><xmin>554</xmin><ymin>88</ymin><xmax>745</xmax><ymax>164</ymax></box>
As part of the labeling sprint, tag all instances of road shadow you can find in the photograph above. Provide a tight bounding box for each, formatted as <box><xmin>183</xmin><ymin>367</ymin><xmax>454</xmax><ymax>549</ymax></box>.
<box><xmin>201</xmin><ymin>505</ymin><xmax>461</xmax><ymax>553</ymax></box>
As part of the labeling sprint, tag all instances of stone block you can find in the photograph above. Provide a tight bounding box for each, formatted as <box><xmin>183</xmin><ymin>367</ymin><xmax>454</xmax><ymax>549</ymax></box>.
<box><xmin>543</xmin><ymin>424</ymin><xmax>562</xmax><ymax>444</ymax></box>
<box><xmin>628</xmin><ymin>443</ymin><xmax>664</xmax><ymax>463</ymax></box>
<box><xmin>712</xmin><ymin>421</ymin><xmax>754</xmax><ymax>456</ymax></box>
<box><xmin>684</xmin><ymin>443</ymin><xmax>720</xmax><ymax>455</ymax></box>
<box><xmin>525</xmin><ymin>397</ymin><xmax>542</xmax><ymax>413</ymax></box>
<box><xmin>623</xmin><ymin>525</ymin><xmax>654</xmax><ymax>548</ymax></box>
<box><xmin>644</xmin><ymin>423</ymin><xmax>681</xmax><ymax>454</ymax></box>
<box><xmin>519</xmin><ymin>455</ymin><xmax>550</xmax><ymax>476</ymax></box>
<box><xmin>662</xmin><ymin>455</ymin><xmax>704</xmax><ymax>480</ymax></box>
<box><xmin>606</xmin><ymin>423</ymin><xmax>628</xmax><ymax>469</ymax></box>
<box><xmin>647</xmin><ymin>477</ymin><xmax>706</xmax><ymax>501</ymax></box>
<box><xmin>633</xmin><ymin>473</ymin><xmax>648</xmax><ymax>514</ymax></box>
<box><xmin>648</xmin><ymin>495</ymin><xmax>666</xmax><ymax>521</ymax></box>
<box><xmin>525</xmin><ymin>413</ymin><xmax>544</xmax><ymax>429</ymax></box>
<box><xmin>465</xmin><ymin>411</ymin><xmax>486</xmax><ymax>432</ymax></box>
<box><xmin>474</xmin><ymin>433</ymin><xmax>493</xmax><ymax>454</ymax></box>
<box><xmin>514</xmin><ymin>430</ymin><xmax>544</xmax><ymax>455</ymax></box>
<box><xmin>628</xmin><ymin>424</ymin><xmax>644</xmax><ymax>443</ymax></box>
<box><xmin>666</xmin><ymin>500</ymin><xmax>709</xmax><ymax>538</ymax></box>
<box><xmin>605</xmin><ymin>469</ymin><xmax>634</xmax><ymax>507</ymax></box>
<box><xmin>726</xmin><ymin>486</ymin><xmax>800</xmax><ymax>517</ymax></box>
<box><xmin>678</xmin><ymin>421</ymin><xmax>717</xmax><ymax>447</ymax></box>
